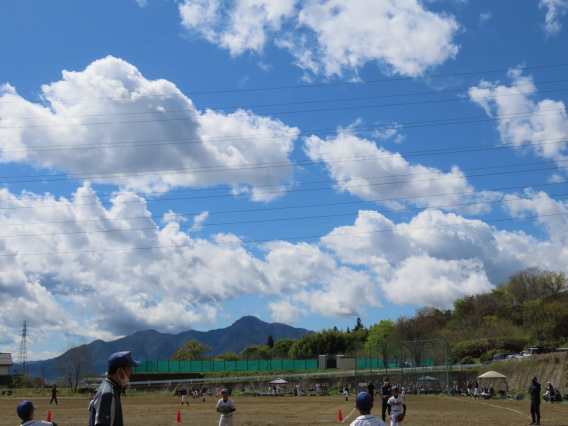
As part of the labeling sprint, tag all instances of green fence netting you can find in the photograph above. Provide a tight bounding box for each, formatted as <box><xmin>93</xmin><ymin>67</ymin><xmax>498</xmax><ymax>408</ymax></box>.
<box><xmin>134</xmin><ymin>358</ymin><xmax>319</xmax><ymax>373</ymax></box>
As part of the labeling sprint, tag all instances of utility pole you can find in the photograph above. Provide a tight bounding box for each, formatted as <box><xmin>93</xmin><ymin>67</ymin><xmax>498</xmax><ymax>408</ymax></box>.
<box><xmin>17</xmin><ymin>321</ymin><xmax>28</xmax><ymax>376</ymax></box>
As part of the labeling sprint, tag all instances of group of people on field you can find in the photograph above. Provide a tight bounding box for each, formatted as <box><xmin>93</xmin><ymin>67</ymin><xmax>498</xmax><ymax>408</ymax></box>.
<box><xmin>14</xmin><ymin>351</ymin><xmax>567</xmax><ymax>426</ymax></box>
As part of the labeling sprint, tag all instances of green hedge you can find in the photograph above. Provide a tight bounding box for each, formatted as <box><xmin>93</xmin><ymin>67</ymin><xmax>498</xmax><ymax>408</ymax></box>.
<box><xmin>453</xmin><ymin>337</ymin><xmax>529</xmax><ymax>360</ymax></box>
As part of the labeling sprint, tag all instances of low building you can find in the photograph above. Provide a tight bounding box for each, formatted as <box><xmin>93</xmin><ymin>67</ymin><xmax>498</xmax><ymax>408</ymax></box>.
<box><xmin>0</xmin><ymin>353</ymin><xmax>13</xmax><ymax>388</ymax></box>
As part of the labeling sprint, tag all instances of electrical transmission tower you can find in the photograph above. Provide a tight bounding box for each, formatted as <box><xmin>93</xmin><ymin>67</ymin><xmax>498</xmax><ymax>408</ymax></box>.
<box><xmin>17</xmin><ymin>321</ymin><xmax>28</xmax><ymax>376</ymax></box>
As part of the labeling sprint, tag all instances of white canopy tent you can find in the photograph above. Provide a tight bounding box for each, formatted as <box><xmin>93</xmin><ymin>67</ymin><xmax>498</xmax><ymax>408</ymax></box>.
<box><xmin>477</xmin><ymin>371</ymin><xmax>509</xmax><ymax>397</ymax></box>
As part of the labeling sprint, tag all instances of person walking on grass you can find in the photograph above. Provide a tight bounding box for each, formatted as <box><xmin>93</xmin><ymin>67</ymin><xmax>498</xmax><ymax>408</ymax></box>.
<box><xmin>50</xmin><ymin>385</ymin><xmax>58</xmax><ymax>405</ymax></box>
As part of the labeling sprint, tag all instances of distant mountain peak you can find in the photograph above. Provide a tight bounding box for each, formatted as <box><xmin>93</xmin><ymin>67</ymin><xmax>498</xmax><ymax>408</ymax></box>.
<box><xmin>15</xmin><ymin>316</ymin><xmax>313</xmax><ymax>379</ymax></box>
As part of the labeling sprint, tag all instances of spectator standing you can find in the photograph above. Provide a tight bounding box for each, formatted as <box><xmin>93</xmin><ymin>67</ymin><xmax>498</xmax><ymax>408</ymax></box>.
<box><xmin>380</xmin><ymin>377</ymin><xmax>392</xmax><ymax>422</ymax></box>
<box><xmin>528</xmin><ymin>376</ymin><xmax>541</xmax><ymax>425</ymax></box>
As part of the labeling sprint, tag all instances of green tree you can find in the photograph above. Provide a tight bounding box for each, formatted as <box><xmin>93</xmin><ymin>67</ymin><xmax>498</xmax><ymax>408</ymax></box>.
<box><xmin>273</xmin><ymin>339</ymin><xmax>297</xmax><ymax>356</ymax></box>
<box><xmin>366</xmin><ymin>320</ymin><xmax>395</xmax><ymax>368</ymax></box>
<box><xmin>524</xmin><ymin>299</ymin><xmax>547</xmax><ymax>341</ymax></box>
<box><xmin>215</xmin><ymin>352</ymin><xmax>240</xmax><ymax>361</ymax></box>
<box><xmin>267</xmin><ymin>335</ymin><xmax>275</xmax><ymax>348</ymax></box>
<box><xmin>288</xmin><ymin>328</ymin><xmax>364</xmax><ymax>358</ymax></box>
<box><xmin>241</xmin><ymin>345</ymin><xmax>271</xmax><ymax>359</ymax></box>
<box><xmin>171</xmin><ymin>339</ymin><xmax>213</xmax><ymax>361</ymax></box>
<box><xmin>353</xmin><ymin>317</ymin><xmax>365</xmax><ymax>331</ymax></box>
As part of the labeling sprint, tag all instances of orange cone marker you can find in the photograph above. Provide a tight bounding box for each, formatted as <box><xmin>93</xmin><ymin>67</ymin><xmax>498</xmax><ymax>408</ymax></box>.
<box><xmin>338</xmin><ymin>410</ymin><xmax>343</xmax><ymax>422</ymax></box>
<box><xmin>46</xmin><ymin>411</ymin><xmax>52</xmax><ymax>422</ymax></box>
<box><xmin>176</xmin><ymin>411</ymin><xmax>181</xmax><ymax>423</ymax></box>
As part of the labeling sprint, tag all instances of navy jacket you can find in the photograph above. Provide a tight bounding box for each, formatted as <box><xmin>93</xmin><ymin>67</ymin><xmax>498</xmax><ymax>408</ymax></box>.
<box><xmin>528</xmin><ymin>382</ymin><xmax>541</xmax><ymax>402</ymax></box>
<box><xmin>380</xmin><ymin>384</ymin><xmax>392</xmax><ymax>403</ymax></box>
<box><xmin>90</xmin><ymin>378</ymin><xmax>123</xmax><ymax>426</ymax></box>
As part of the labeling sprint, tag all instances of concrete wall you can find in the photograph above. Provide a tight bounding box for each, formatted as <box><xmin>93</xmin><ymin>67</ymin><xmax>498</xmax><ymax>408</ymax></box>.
<box><xmin>129</xmin><ymin>371</ymin><xmax>479</xmax><ymax>395</ymax></box>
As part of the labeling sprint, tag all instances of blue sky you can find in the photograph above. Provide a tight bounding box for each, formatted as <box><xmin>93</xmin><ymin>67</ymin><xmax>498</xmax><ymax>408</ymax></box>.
<box><xmin>1</xmin><ymin>0</ymin><xmax>568</xmax><ymax>360</ymax></box>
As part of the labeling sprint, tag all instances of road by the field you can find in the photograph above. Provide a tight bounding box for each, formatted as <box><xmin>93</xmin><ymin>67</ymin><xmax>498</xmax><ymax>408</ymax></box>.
<box><xmin>1</xmin><ymin>394</ymin><xmax>568</xmax><ymax>426</ymax></box>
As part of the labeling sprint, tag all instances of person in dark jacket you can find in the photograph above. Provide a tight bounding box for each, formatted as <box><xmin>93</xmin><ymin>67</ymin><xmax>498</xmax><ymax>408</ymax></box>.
<box><xmin>528</xmin><ymin>376</ymin><xmax>541</xmax><ymax>425</ymax></box>
<box><xmin>89</xmin><ymin>351</ymin><xmax>141</xmax><ymax>426</ymax></box>
<box><xmin>367</xmin><ymin>381</ymin><xmax>376</xmax><ymax>401</ymax></box>
<box><xmin>380</xmin><ymin>376</ymin><xmax>391</xmax><ymax>422</ymax></box>
<box><xmin>49</xmin><ymin>385</ymin><xmax>58</xmax><ymax>405</ymax></box>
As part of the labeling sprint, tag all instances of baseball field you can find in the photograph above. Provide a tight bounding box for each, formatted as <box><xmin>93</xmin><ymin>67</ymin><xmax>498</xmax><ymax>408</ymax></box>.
<box><xmin>2</xmin><ymin>394</ymin><xmax>568</xmax><ymax>426</ymax></box>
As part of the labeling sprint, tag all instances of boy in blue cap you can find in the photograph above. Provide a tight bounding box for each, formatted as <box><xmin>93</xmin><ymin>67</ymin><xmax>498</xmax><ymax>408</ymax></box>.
<box><xmin>350</xmin><ymin>392</ymin><xmax>387</xmax><ymax>426</ymax></box>
<box><xmin>216</xmin><ymin>389</ymin><xmax>236</xmax><ymax>426</ymax></box>
<box><xmin>17</xmin><ymin>400</ymin><xmax>57</xmax><ymax>426</ymax></box>
<box><xmin>387</xmin><ymin>386</ymin><xmax>406</xmax><ymax>426</ymax></box>
<box><xmin>89</xmin><ymin>351</ymin><xmax>141</xmax><ymax>426</ymax></box>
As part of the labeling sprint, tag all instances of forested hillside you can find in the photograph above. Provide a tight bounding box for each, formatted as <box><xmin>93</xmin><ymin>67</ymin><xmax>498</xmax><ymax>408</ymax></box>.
<box><xmin>231</xmin><ymin>267</ymin><xmax>568</xmax><ymax>364</ymax></box>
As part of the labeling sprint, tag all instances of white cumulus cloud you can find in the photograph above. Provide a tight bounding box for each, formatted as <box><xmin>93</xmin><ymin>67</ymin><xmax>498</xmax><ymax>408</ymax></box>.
<box><xmin>539</xmin><ymin>0</ymin><xmax>568</xmax><ymax>36</ymax></box>
<box><xmin>0</xmin><ymin>57</ymin><xmax>299</xmax><ymax>201</ymax></box>
<box><xmin>179</xmin><ymin>0</ymin><xmax>461</xmax><ymax>78</ymax></box>
<box><xmin>469</xmin><ymin>69</ymin><xmax>568</xmax><ymax>165</ymax></box>
<box><xmin>303</xmin><ymin>129</ymin><xmax>500</xmax><ymax>213</ymax></box>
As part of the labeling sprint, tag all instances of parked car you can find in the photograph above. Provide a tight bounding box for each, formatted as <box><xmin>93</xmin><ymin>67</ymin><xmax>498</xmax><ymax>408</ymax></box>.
<box><xmin>398</xmin><ymin>362</ymin><xmax>412</xmax><ymax>368</ymax></box>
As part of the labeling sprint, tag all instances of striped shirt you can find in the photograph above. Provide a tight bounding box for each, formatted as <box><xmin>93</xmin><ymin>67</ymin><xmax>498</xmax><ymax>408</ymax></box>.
<box><xmin>89</xmin><ymin>378</ymin><xmax>123</xmax><ymax>426</ymax></box>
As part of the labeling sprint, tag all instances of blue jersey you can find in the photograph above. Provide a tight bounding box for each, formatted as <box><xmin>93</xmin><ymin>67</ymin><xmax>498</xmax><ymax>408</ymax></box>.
<box><xmin>89</xmin><ymin>378</ymin><xmax>123</xmax><ymax>426</ymax></box>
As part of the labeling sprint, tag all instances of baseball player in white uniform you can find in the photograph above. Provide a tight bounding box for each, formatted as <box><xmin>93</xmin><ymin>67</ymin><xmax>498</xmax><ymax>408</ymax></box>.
<box><xmin>17</xmin><ymin>401</ymin><xmax>57</xmax><ymax>426</ymax></box>
<box><xmin>387</xmin><ymin>386</ymin><xmax>406</xmax><ymax>426</ymax></box>
<box><xmin>216</xmin><ymin>389</ymin><xmax>236</xmax><ymax>426</ymax></box>
<box><xmin>400</xmin><ymin>387</ymin><xmax>405</xmax><ymax>399</ymax></box>
<box><xmin>350</xmin><ymin>392</ymin><xmax>387</xmax><ymax>426</ymax></box>
<box><xmin>180</xmin><ymin>387</ymin><xmax>189</xmax><ymax>406</ymax></box>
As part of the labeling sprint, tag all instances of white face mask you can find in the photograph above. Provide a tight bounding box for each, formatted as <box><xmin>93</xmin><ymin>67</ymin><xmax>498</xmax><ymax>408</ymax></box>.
<box><xmin>118</xmin><ymin>368</ymin><xmax>130</xmax><ymax>386</ymax></box>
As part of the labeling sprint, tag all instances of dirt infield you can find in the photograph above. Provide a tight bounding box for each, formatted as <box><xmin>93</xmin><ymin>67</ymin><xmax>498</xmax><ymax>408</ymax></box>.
<box><xmin>1</xmin><ymin>394</ymin><xmax>568</xmax><ymax>426</ymax></box>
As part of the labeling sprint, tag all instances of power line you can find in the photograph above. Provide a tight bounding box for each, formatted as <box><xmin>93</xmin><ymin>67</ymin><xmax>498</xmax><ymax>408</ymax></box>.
<box><xmin>2</xmin><ymin>92</ymin><xmax>567</xmax><ymax>129</ymax></box>
<box><xmin>0</xmin><ymin>156</ymin><xmax>564</xmax><ymax>202</ymax></box>
<box><xmin>1</xmin><ymin>212</ymin><xmax>565</xmax><ymax>257</ymax></box>
<box><xmin>0</xmin><ymin>191</ymin><xmax>566</xmax><ymax>239</ymax></box>
<box><xmin>3</xmin><ymin>81</ymin><xmax>567</xmax><ymax>122</ymax></box>
<box><xmin>0</xmin><ymin>180</ymin><xmax>564</xmax><ymax>229</ymax></box>
<box><xmin>0</xmin><ymin>106</ymin><xmax>564</xmax><ymax>156</ymax></box>
<box><xmin>0</xmin><ymin>180</ymin><xmax>563</xmax><ymax>229</ymax></box>
<box><xmin>1</xmin><ymin>162</ymin><xmax>567</xmax><ymax>211</ymax></box>
<box><xmin>3</xmin><ymin>62</ymin><xmax>568</xmax><ymax>103</ymax></box>
<box><xmin>0</xmin><ymin>109</ymin><xmax>565</xmax><ymax>184</ymax></box>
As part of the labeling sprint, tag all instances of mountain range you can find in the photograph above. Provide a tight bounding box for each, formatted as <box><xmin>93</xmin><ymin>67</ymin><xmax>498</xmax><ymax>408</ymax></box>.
<box><xmin>10</xmin><ymin>316</ymin><xmax>313</xmax><ymax>378</ymax></box>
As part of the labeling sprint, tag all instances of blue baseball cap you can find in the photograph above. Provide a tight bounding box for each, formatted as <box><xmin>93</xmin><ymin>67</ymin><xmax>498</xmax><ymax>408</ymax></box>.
<box><xmin>383</xmin><ymin>376</ymin><xmax>389</xmax><ymax>381</ymax></box>
<box><xmin>531</xmin><ymin>376</ymin><xmax>537</xmax><ymax>381</ymax></box>
<box><xmin>356</xmin><ymin>392</ymin><xmax>373</xmax><ymax>410</ymax></box>
<box><xmin>108</xmin><ymin>351</ymin><xmax>142</xmax><ymax>368</ymax></box>
<box><xmin>17</xmin><ymin>401</ymin><xmax>36</xmax><ymax>419</ymax></box>
<box><xmin>221</xmin><ymin>389</ymin><xmax>230</xmax><ymax>394</ymax></box>
<box><xmin>391</xmin><ymin>386</ymin><xmax>399</xmax><ymax>391</ymax></box>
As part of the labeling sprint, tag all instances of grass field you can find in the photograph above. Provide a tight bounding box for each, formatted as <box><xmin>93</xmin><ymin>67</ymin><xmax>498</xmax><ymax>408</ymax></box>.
<box><xmin>1</xmin><ymin>394</ymin><xmax>568</xmax><ymax>426</ymax></box>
